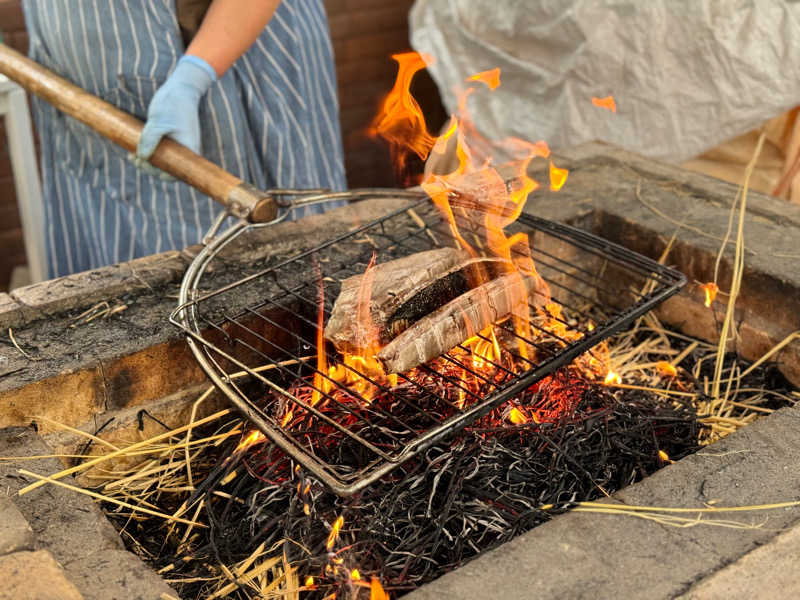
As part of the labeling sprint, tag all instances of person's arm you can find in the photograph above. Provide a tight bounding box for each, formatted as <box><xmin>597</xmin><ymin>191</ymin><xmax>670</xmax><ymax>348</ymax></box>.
<box><xmin>136</xmin><ymin>0</ymin><xmax>281</xmax><ymax>162</ymax></box>
<box><xmin>186</xmin><ymin>0</ymin><xmax>281</xmax><ymax>77</ymax></box>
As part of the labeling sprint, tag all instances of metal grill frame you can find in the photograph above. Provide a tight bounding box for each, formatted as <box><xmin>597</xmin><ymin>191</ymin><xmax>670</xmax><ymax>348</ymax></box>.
<box><xmin>171</xmin><ymin>191</ymin><xmax>686</xmax><ymax>496</ymax></box>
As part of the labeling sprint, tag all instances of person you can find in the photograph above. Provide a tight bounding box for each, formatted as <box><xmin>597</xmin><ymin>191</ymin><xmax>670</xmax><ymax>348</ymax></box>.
<box><xmin>21</xmin><ymin>0</ymin><xmax>347</xmax><ymax>278</ymax></box>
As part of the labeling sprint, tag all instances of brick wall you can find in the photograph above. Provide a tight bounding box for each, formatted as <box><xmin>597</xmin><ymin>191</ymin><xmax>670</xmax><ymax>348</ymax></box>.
<box><xmin>0</xmin><ymin>0</ymin><xmax>445</xmax><ymax>289</ymax></box>
<box><xmin>0</xmin><ymin>0</ymin><xmax>29</xmax><ymax>290</ymax></box>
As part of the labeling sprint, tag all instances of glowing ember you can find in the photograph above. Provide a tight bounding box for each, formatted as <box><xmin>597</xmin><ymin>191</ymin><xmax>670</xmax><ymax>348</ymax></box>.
<box><xmin>351</xmin><ymin>569</ymin><xmax>361</xmax><ymax>581</ymax></box>
<box><xmin>549</xmin><ymin>160</ymin><xmax>569</xmax><ymax>191</ymax></box>
<box><xmin>592</xmin><ymin>95</ymin><xmax>617</xmax><ymax>113</ymax></box>
<box><xmin>235</xmin><ymin>430</ymin><xmax>264</xmax><ymax>452</ymax></box>
<box><xmin>701</xmin><ymin>282</ymin><xmax>719</xmax><ymax>308</ymax></box>
<box><xmin>326</xmin><ymin>515</ymin><xmax>344</xmax><ymax>550</ymax></box>
<box><xmin>604</xmin><ymin>371</ymin><xmax>622</xmax><ymax>385</ymax></box>
<box><xmin>305</xmin><ymin>576</ymin><xmax>315</xmax><ymax>588</ymax></box>
<box><xmin>467</xmin><ymin>67</ymin><xmax>501</xmax><ymax>90</ymax></box>
<box><xmin>657</xmin><ymin>361</ymin><xmax>678</xmax><ymax>377</ymax></box>
<box><xmin>658</xmin><ymin>449</ymin><xmax>674</xmax><ymax>464</ymax></box>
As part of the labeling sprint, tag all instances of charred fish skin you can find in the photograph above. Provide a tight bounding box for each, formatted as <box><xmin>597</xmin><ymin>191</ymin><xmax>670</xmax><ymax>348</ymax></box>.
<box><xmin>383</xmin><ymin>256</ymin><xmax>512</xmax><ymax>341</ymax></box>
<box><xmin>323</xmin><ymin>247</ymin><xmax>467</xmax><ymax>353</ymax></box>
<box><xmin>377</xmin><ymin>271</ymin><xmax>550</xmax><ymax>375</ymax></box>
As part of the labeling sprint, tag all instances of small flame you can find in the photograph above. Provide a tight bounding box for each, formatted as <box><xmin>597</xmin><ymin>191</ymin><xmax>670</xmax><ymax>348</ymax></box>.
<box><xmin>371</xmin><ymin>578</ymin><xmax>390</xmax><ymax>600</ymax></box>
<box><xmin>657</xmin><ymin>361</ymin><xmax>678</xmax><ymax>377</ymax></box>
<box><xmin>311</xmin><ymin>264</ymin><xmax>329</xmax><ymax>408</ymax></box>
<box><xmin>304</xmin><ymin>576</ymin><xmax>315</xmax><ymax>588</ymax></box>
<box><xmin>604</xmin><ymin>371</ymin><xmax>622</xmax><ymax>385</ymax></box>
<box><xmin>701</xmin><ymin>282</ymin><xmax>718</xmax><ymax>308</ymax></box>
<box><xmin>235</xmin><ymin>430</ymin><xmax>264</xmax><ymax>452</ymax></box>
<box><xmin>592</xmin><ymin>95</ymin><xmax>617</xmax><ymax>113</ymax></box>
<box><xmin>280</xmin><ymin>410</ymin><xmax>293</xmax><ymax>428</ymax></box>
<box><xmin>549</xmin><ymin>161</ymin><xmax>568</xmax><ymax>191</ymax></box>
<box><xmin>509</xmin><ymin>407</ymin><xmax>529</xmax><ymax>425</ymax></box>
<box><xmin>351</xmin><ymin>569</ymin><xmax>361</xmax><ymax>581</ymax></box>
<box><xmin>658</xmin><ymin>449</ymin><xmax>674</xmax><ymax>464</ymax></box>
<box><xmin>467</xmin><ymin>67</ymin><xmax>500</xmax><ymax>90</ymax></box>
<box><xmin>326</xmin><ymin>515</ymin><xmax>344</xmax><ymax>550</ymax></box>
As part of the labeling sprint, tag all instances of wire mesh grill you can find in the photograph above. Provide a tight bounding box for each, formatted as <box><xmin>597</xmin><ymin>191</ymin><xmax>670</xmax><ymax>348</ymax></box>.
<box><xmin>171</xmin><ymin>194</ymin><xmax>685</xmax><ymax>495</ymax></box>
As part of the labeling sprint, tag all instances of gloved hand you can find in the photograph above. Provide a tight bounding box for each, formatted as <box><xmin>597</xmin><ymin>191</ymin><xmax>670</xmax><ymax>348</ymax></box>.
<box><xmin>132</xmin><ymin>55</ymin><xmax>217</xmax><ymax>174</ymax></box>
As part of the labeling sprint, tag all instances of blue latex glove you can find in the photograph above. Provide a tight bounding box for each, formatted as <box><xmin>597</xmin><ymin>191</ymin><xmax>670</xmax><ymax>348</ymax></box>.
<box><xmin>133</xmin><ymin>55</ymin><xmax>217</xmax><ymax>173</ymax></box>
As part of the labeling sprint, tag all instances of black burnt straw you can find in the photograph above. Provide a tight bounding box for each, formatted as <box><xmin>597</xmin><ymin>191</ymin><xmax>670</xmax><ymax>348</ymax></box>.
<box><xmin>103</xmin><ymin>363</ymin><xmax>710</xmax><ymax>599</ymax></box>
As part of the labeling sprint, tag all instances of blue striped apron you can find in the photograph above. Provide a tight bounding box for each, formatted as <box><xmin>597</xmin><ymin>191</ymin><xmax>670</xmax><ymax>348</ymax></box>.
<box><xmin>22</xmin><ymin>0</ymin><xmax>347</xmax><ymax>278</ymax></box>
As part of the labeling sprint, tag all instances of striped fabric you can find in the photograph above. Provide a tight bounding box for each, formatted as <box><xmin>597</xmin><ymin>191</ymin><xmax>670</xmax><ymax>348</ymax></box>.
<box><xmin>22</xmin><ymin>0</ymin><xmax>347</xmax><ymax>278</ymax></box>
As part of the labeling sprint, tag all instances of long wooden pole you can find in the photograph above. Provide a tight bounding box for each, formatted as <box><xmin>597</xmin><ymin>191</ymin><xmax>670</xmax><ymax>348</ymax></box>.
<box><xmin>0</xmin><ymin>43</ymin><xmax>277</xmax><ymax>222</ymax></box>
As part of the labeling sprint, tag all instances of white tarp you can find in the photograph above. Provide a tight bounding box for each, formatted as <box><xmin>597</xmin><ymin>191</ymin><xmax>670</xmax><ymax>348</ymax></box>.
<box><xmin>409</xmin><ymin>0</ymin><xmax>800</xmax><ymax>163</ymax></box>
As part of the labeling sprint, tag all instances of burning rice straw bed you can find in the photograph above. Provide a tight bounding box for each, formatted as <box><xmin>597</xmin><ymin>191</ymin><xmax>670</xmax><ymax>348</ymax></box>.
<box><xmin>17</xmin><ymin>312</ymin><xmax>795</xmax><ymax>600</ymax></box>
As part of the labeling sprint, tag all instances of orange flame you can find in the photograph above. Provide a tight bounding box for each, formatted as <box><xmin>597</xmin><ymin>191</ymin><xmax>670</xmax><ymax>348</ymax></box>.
<box><xmin>371</xmin><ymin>578</ymin><xmax>390</xmax><ymax>600</ymax></box>
<box><xmin>311</xmin><ymin>270</ymin><xmax>328</xmax><ymax>407</ymax></box>
<box><xmin>235</xmin><ymin>430</ymin><xmax>264</xmax><ymax>452</ymax></box>
<box><xmin>509</xmin><ymin>407</ymin><xmax>529</xmax><ymax>425</ymax></box>
<box><xmin>656</xmin><ymin>361</ymin><xmax>678</xmax><ymax>377</ymax></box>
<box><xmin>304</xmin><ymin>576</ymin><xmax>315</xmax><ymax>588</ymax></box>
<box><xmin>592</xmin><ymin>95</ymin><xmax>617</xmax><ymax>113</ymax></box>
<box><xmin>700</xmin><ymin>282</ymin><xmax>718</xmax><ymax>308</ymax></box>
<box><xmin>351</xmin><ymin>569</ymin><xmax>361</xmax><ymax>581</ymax></box>
<box><xmin>370</xmin><ymin>52</ymin><xmax>436</xmax><ymax>176</ymax></box>
<box><xmin>549</xmin><ymin>161</ymin><xmax>568</xmax><ymax>191</ymax></box>
<box><xmin>467</xmin><ymin>67</ymin><xmax>501</xmax><ymax>90</ymax></box>
<box><xmin>326</xmin><ymin>515</ymin><xmax>344</xmax><ymax>550</ymax></box>
<box><xmin>604</xmin><ymin>371</ymin><xmax>621</xmax><ymax>385</ymax></box>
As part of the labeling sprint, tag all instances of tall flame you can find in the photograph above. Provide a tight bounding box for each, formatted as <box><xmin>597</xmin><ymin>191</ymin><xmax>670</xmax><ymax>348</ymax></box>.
<box><xmin>370</xmin><ymin>52</ymin><xmax>437</xmax><ymax>177</ymax></box>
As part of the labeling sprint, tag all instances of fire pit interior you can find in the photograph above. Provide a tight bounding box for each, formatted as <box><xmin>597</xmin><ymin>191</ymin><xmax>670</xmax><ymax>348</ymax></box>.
<box><xmin>171</xmin><ymin>193</ymin><xmax>684</xmax><ymax>496</ymax></box>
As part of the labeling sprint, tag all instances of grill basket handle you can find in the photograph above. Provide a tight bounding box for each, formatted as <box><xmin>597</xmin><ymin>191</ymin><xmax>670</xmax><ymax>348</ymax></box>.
<box><xmin>0</xmin><ymin>43</ymin><xmax>277</xmax><ymax>223</ymax></box>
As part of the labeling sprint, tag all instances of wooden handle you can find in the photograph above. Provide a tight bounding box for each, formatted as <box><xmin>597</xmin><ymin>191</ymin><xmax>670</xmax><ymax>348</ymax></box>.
<box><xmin>0</xmin><ymin>43</ymin><xmax>277</xmax><ymax>223</ymax></box>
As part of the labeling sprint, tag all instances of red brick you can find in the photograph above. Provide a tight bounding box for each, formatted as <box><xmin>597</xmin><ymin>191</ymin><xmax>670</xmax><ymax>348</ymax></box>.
<box><xmin>0</xmin><ymin>0</ymin><xmax>26</xmax><ymax>33</ymax></box>
<box><xmin>333</xmin><ymin>29</ymin><xmax>411</xmax><ymax>64</ymax></box>
<box><xmin>328</xmin><ymin>5</ymin><xmax>413</xmax><ymax>40</ymax></box>
<box><xmin>345</xmin><ymin>0</ymin><xmax>414</xmax><ymax>11</ymax></box>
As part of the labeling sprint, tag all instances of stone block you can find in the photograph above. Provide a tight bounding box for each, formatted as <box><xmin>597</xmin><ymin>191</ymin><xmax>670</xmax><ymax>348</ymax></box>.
<box><xmin>0</xmin><ymin>291</ymin><xmax>23</xmax><ymax>329</ymax></box>
<box><xmin>678</xmin><ymin>522</ymin><xmax>800</xmax><ymax>599</ymax></box>
<box><xmin>64</xmin><ymin>549</ymin><xmax>176</xmax><ymax>600</ymax></box>
<box><xmin>0</xmin><ymin>494</ymin><xmax>34</xmax><ymax>556</ymax></box>
<box><xmin>0</xmin><ymin>427</ymin><xmax>124</xmax><ymax>566</ymax></box>
<box><xmin>10</xmin><ymin>251</ymin><xmax>187</xmax><ymax>323</ymax></box>
<box><xmin>0</xmin><ymin>550</ymin><xmax>83</xmax><ymax>600</ymax></box>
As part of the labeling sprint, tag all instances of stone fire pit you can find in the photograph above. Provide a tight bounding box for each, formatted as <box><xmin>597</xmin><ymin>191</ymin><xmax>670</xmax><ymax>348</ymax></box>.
<box><xmin>1</xmin><ymin>143</ymin><xmax>799</xmax><ymax>599</ymax></box>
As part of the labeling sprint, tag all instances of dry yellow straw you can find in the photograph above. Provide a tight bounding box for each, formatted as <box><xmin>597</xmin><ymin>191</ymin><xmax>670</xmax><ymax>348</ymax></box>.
<box><xmin>711</xmin><ymin>131</ymin><xmax>766</xmax><ymax>404</ymax></box>
<box><xmin>18</xmin><ymin>469</ymin><xmax>206</xmax><ymax>527</ymax></box>
<box><xmin>569</xmin><ymin>500</ymin><xmax>800</xmax><ymax>513</ymax></box>
<box><xmin>17</xmin><ymin>407</ymin><xmax>232</xmax><ymax>496</ymax></box>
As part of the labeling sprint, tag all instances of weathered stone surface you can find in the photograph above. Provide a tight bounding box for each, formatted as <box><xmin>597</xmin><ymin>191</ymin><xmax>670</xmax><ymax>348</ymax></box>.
<box><xmin>9</xmin><ymin>251</ymin><xmax>188</xmax><ymax>324</ymax></box>
<box><xmin>0</xmin><ymin>427</ymin><xmax>177</xmax><ymax>599</ymax></box>
<box><xmin>678</xmin><ymin>522</ymin><xmax>800</xmax><ymax>599</ymax></box>
<box><xmin>64</xmin><ymin>549</ymin><xmax>176</xmax><ymax>600</ymax></box>
<box><xmin>0</xmin><ymin>292</ymin><xmax>23</xmax><ymax>330</ymax></box>
<box><xmin>408</xmin><ymin>403</ymin><xmax>800</xmax><ymax>600</ymax></box>
<box><xmin>0</xmin><ymin>550</ymin><xmax>83</xmax><ymax>600</ymax></box>
<box><xmin>0</xmin><ymin>427</ymin><xmax>123</xmax><ymax>565</ymax></box>
<box><xmin>0</xmin><ymin>494</ymin><xmax>34</xmax><ymax>556</ymax></box>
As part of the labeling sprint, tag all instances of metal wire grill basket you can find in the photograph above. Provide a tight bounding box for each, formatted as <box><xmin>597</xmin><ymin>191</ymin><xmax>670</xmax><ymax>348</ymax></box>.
<box><xmin>171</xmin><ymin>191</ymin><xmax>686</xmax><ymax>496</ymax></box>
